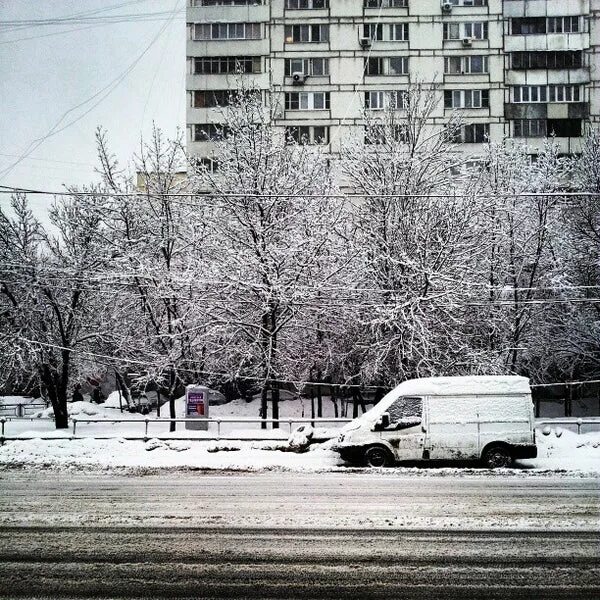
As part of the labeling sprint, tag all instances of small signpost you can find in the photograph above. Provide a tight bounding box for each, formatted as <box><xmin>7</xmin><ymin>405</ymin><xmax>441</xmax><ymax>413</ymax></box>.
<box><xmin>185</xmin><ymin>385</ymin><xmax>209</xmax><ymax>430</ymax></box>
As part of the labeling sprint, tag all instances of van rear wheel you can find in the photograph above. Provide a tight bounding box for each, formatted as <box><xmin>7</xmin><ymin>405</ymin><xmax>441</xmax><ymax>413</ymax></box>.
<box><xmin>364</xmin><ymin>446</ymin><xmax>393</xmax><ymax>468</ymax></box>
<box><xmin>482</xmin><ymin>445</ymin><xmax>513</xmax><ymax>469</ymax></box>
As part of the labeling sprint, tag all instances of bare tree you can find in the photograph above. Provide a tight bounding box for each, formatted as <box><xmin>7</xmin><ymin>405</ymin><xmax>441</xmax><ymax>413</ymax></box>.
<box><xmin>192</xmin><ymin>85</ymin><xmax>340</xmax><ymax>426</ymax></box>
<box><xmin>338</xmin><ymin>82</ymin><xmax>494</xmax><ymax>384</ymax></box>
<box><xmin>0</xmin><ymin>192</ymin><xmax>110</xmax><ymax>428</ymax></box>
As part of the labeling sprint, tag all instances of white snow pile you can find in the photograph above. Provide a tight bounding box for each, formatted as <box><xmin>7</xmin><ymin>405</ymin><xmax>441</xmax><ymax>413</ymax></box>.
<box><xmin>0</xmin><ymin>426</ymin><xmax>598</xmax><ymax>474</ymax></box>
<box><xmin>0</xmin><ymin>395</ymin><xmax>37</xmax><ymax>405</ymax></box>
<box><xmin>33</xmin><ymin>401</ymin><xmax>132</xmax><ymax>419</ymax></box>
<box><xmin>0</xmin><ymin>437</ymin><xmax>337</xmax><ymax>471</ymax></box>
<box><xmin>102</xmin><ymin>391</ymin><xmax>127</xmax><ymax>409</ymax></box>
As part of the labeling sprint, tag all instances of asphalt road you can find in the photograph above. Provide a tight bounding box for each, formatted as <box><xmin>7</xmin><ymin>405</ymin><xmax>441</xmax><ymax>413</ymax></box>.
<box><xmin>0</xmin><ymin>471</ymin><xmax>598</xmax><ymax>599</ymax></box>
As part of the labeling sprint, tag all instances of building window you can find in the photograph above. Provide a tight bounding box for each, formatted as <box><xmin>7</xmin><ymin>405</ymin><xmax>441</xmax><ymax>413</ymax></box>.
<box><xmin>365</xmin><ymin>56</ymin><xmax>409</xmax><ymax>75</ymax></box>
<box><xmin>512</xmin><ymin>85</ymin><xmax>582</xmax><ymax>103</ymax></box>
<box><xmin>285</xmin><ymin>92</ymin><xmax>330</xmax><ymax>110</ymax></box>
<box><xmin>513</xmin><ymin>119</ymin><xmax>582</xmax><ymax>138</ymax></box>
<box><xmin>364</xmin><ymin>124</ymin><xmax>409</xmax><ymax>144</ymax></box>
<box><xmin>443</xmin><ymin>22</ymin><xmax>488</xmax><ymax>40</ymax></box>
<box><xmin>192</xmin><ymin>1</ymin><xmax>264</xmax><ymax>5</ymax></box>
<box><xmin>547</xmin><ymin>16</ymin><xmax>581</xmax><ymax>33</ymax></box>
<box><xmin>195</xmin><ymin>157</ymin><xmax>219</xmax><ymax>173</ymax></box>
<box><xmin>192</xmin><ymin>56</ymin><xmax>261</xmax><ymax>75</ymax></box>
<box><xmin>363</xmin><ymin>23</ymin><xmax>409</xmax><ymax>41</ymax></box>
<box><xmin>192</xmin><ymin>124</ymin><xmax>227</xmax><ymax>141</ymax></box>
<box><xmin>512</xmin><ymin>85</ymin><xmax>547</xmax><ymax>103</ymax></box>
<box><xmin>390</xmin><ymin>23</ymin><xmax>409</xmax><ymax>41</ymax></box>
<box><xmin>511</xmin><ymin>51</ymin><xmax>583</xmax><ymax>70</ymax></box>
<box><xmin>284</xmin><ymin>57</ymin><xmax>329</xmax><ymax>76</ymax></box>
<box><xmin>192</xmin><ymin>22</ymin><xmax>262</xmax><ymax>40</ymax></box>
<box><xmin>513</xmin><ymin>119</ymin><xmax>546</xmax><ymax>138</ymax></box>
<box><xmin>365</xmin><ymin>90</ymin><xmax>407</xmax><ymax>110</ymax></box>
<box><xmin>191</xmin><ymin>90</ymin><xmax>232</xmax><ymax>108</ymax></box>
<box><xmin>444</xmin><ymin>55</ymin><xmax>489</xmax><ymax>74</ymax></box>
<box><xmin>286</xmin><ymin>0</ymin><xmax>328</xmax><ymax>8</ymax></box>
<box><xmin>548</xmin><ymin>85</ymin><xmax>581</xmax><ymax>103</ymax></box>
<box><xmin>447</xmin><ymin>0</ymin><xmax>487</xmax><ymax>5</ymax></box>
<box><xmin>444</xmin><ymin>89</ymin><xmax>489</xmax><ymax>109</ymax></box>
<box><xmin>285</xmin><ymin>24</ymin><xmax>329</xmax><ymax>43</ymax></box>
<box><xmin>365</xmin><ymin>1</ymin><xmax>409</xmax><ymax>8</ymax></box>
<box><xmin>547</xmin><ymin>119</ymin><xmax>582</xmax><ymax>137</ymax></box>
<box><xmin>286</xmin><ymin>126</ymin><xmax>329</xmax><ymax>144</ymax></box>
<box><xmin>511</xmin><ymin>16</ymin><xmax>580</xmax><ymax>35</ymax></box>
<box><xmin>456</xmin><ymin>123</ymin><xmax>489</xmax><ymax>143</ymax></box>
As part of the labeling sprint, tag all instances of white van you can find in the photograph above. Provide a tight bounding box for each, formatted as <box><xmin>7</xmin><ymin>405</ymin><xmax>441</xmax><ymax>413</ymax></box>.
<box><xmin>333</xmin><ymin>376</ymin><xmax>537</xmax><ymax>468</ymax></box>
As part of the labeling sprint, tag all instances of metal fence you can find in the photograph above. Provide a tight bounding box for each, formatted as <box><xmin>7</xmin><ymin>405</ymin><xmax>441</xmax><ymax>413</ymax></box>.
<box><xmin>0</xmin><ymin>416</ymin><xmax>351</xmax><ymax>442</ymax></box>
<box><xmin>0</xmin><ymin>403</ymin><xmax>46</xmax><ymax>418</ymax></box>
<box><xmin>1</xmin><ymin>415</ymin><xmax>599</xmax><ymax>442</ymax></box>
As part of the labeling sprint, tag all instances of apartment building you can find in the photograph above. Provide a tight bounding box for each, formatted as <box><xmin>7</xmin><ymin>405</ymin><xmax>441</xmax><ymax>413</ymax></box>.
<box><xmin>186</xmin><ymin>0</ymin><xmax>600</xmax><ymax>158</ymax></box>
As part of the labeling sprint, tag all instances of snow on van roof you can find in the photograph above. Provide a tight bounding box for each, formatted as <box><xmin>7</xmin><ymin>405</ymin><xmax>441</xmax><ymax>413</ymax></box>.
<box><xmin>390</xmin><ymin>376</ymin><xmax>531</xmax><ymax>398</ymax></box>
<box><xmin>371</xmin><ymin>376</ymin><xmax>531</xmax><ymax>415</ymax></box>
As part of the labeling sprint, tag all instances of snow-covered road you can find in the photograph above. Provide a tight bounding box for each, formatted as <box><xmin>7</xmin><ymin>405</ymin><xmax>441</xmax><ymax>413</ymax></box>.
<box><xmin>1</xmin><ymin>470</ymin><xmax>597</xmax><ymax>530</ymax></box>
<box><xmin>0</xmin><ymin>471</ymin><xmax>598</xmax><ymax>599</ymax></box>
<box><xmin>0</xmin><ymin>526</ymin><xmax>598</xmax><ymax>599</ymax></box>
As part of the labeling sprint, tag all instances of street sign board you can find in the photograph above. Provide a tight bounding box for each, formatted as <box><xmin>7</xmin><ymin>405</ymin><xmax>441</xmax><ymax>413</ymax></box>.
<box><xmin>185</xmin><ymin>385</ymin><xmax>209</xmax><ymax>430</ymax></box>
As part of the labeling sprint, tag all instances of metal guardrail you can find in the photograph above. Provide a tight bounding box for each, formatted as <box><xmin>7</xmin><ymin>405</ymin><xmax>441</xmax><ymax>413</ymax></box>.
<box><xmin>0</xmin><ymin>403</ymin><xmax>46</xmax><ymax>418</ymax></box>
<box><xmin>1</xmin><ymin>416</ymin><xmax>598</xmax><ymax>442</ymax></box>
<box><xmin>0</xmin><ymin>416</ymin><xmax>351</xmax><ymax>441</ymax></box>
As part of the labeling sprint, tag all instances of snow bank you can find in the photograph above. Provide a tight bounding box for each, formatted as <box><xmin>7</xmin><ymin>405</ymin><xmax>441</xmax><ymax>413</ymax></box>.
<box><xmin>102</xmin><ymin>391</ymin><xmax>127</xmax><ymax>410</ymax></box>
<box><xmin>0</xmin><ymin>437</ymin><xmax>339</xmax><ymax>472</ymax></box>
<box><xmin>0</xmin><ymin>426</ymin><xmax>597</xmax><ymax>475</ymax></box>
<box><xmin>35</xmin><ymin>401</ymin><xmax>145</xmax><ymax>420</ymax></box>
<box><xmin>0</xmin><ymin>396</ymin><xmax>37</xmax><ymax>405</ymax></box>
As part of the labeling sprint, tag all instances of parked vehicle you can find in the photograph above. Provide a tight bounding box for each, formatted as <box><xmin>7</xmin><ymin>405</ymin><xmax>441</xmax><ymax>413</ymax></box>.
<box><xmin>333</xmin><ymin>376</ymin><xmax>537</xmax><ymax>468</ymax></box>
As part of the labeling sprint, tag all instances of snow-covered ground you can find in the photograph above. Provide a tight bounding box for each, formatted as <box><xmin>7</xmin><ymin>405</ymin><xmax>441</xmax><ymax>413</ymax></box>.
<box><xmin>1</xmin><ymin>394</ymin><xmax>598</xmax><ymax>474</ymax></box>
<box><xmin>0</xmin><ymin>426</ymin><xmax>597</xmax><ymax>475</ymax></box>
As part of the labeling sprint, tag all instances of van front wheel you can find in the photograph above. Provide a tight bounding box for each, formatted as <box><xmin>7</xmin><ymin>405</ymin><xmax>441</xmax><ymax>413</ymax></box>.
<box><xmin>482</xmin><ymin>445</ymin><xmax>513</xmax><ymax>469</ymax></box>
<box><xmin>364</xmin><ymin>446</ymin><xmax>393</xmax><ymax>468</ymax></box>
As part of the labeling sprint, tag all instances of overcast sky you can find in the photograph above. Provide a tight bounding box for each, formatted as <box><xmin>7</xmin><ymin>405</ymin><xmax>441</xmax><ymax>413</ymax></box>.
<box><xmin>0</xmin><ymin>0</ymin><xmax>185</xmax><ymax>221</ymax></box>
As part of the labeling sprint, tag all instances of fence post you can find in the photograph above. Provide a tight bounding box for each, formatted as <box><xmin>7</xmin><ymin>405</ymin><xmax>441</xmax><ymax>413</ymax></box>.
<box><xmin>289</xmin><ymin>419</ymin><xmax>293</xmax><ymax>433</ymax></box>
<box><xmin>144</xmin><ymin>419</ymin><xmax>149</xmax><ymax>440</ymax></box>
<box><xmin>72</xmin><ymin>418</ymin><xmax>77</xmax><ymax>436</ymax></box>
<box><xmin>577</xmin><ymin>418</ymin><xmax>582</xmax><ymax>435</ymax></box>
<box><xmin>217</xmin><ymin>420</ymin><xmax>221</xmax><ymax>437</ymax></box>
<box><xmin>1</xmin><ymin>417</ymin><xmax>5</xmax><ymax>438</ymax></box>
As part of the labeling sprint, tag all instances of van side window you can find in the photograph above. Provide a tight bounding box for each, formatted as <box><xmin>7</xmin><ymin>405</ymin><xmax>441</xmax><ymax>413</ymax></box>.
<box><xmin>387</xmin><ymin>396</ymin><xmax>422</xmax><ymax>429</ymax></box>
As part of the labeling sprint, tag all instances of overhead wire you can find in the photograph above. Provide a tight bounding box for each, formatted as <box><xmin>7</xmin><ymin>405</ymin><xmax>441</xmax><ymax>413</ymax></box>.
<box><xmin>0</xmin><ymin>0</ymin><xmax>183</xmax><ymax>183</ymax></box>
<box><xmin>1</xmin><ymin>185</ymin><xmax>599</xmax><ymax>198</ymax></box>
<box><xmin>12</xmin><ymin>337</ymin><xmax>599</xmax><ymax>392</ymax></box>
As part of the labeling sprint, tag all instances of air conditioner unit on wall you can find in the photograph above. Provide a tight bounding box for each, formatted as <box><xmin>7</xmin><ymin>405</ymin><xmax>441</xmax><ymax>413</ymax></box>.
<box><xmin>462</xmin><ymin>37</ymin><xmax>473</xmax><ymax>46</ymax></box>
<box><xmin>292</xmin><ymin>72</ymin><xmax>307</xmax><ymax>85</ymax></box>
<box><xmin>359</xmin><ymin>37</ymin><xmax>372</xmax><ymax>49</ymax></box>
<box><xmin>442</xmin><ymin>1</ymin><xmax>453</xmax><ymax>12</ymax></box>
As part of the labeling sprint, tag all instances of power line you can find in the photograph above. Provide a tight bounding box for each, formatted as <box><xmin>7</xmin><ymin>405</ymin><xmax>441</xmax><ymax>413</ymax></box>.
<box><xmin>3</xmin><ymin>262</ymin><xmax>600</xmax><ymax>295</ymax></box>
<box><xmin>0</xmin><ymin>0</ymin><xmax>182</xmax><ymax>183</ymax></box>
<box><xmin>5</xmin><ymin>276</ymin><xmax>600</xmax><ymax>309</ymax></box>
<box><xmin>1</xmin><ymin>185</ymin><xmax>599</xmax><ymax>198</ymax></box>
<box><xmin>13</xmin><ymin>336</ymin><xmax>600</xmax><ymax>392</ymax></box>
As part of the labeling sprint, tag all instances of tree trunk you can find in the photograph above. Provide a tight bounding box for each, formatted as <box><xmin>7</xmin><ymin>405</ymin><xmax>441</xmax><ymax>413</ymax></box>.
<box><xmin>156</xmin><ymin>388</ymin><xmax>161</xmax><ymax>418</ymax></box>
<box><xmin>114</xmin><ymin>371</ymin><xmax>131</xmax><ymax>408</ymax></box>
<box><xmin>317</xmin><ymin>385</ymin><xmax>323</xmax><ymax>418</ymax></box>
<box><xmin>41</xmin><ymin>364</ymin><xmax>69</xmax><ymax>429</ymax></box>
<box><xmin>260</xmin><ymin>384</ymin><xmax>269</xmax><ymax>430</ymax></box>
<box><xmin>272</xmin><ymin>382</ymin><xmax>280</xmax><ymax>429</ymax></box>
<box><xmin>352</xmin><ymin>390</ymin><xmax>359</xmax><ymax>419</ymax></box>
<box><xmin>169</xmin><ymin>393</ymin><xmax>176</xmax><ymax>432</ymax></box>
<box><xmin>331</xmin><ymin>386</ymin><xmax>338</xmax><ymax>418</ymax></box>
<box><xmin>310</xmin><ymin>390</ymin><xmax>315</xmax><ymax>427</ymax></box>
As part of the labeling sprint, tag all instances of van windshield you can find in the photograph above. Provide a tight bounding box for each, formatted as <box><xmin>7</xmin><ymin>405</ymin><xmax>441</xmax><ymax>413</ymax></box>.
<box><xmin>387</xmin><ymin>396</ymin><xmax>422</xmax><ymax>428</ymax></box>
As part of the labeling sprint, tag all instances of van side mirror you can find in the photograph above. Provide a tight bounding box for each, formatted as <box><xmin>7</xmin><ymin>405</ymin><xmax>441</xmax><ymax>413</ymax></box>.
<box><xmin>380</xmin><ymin>413</ymin><xmax>390</xmax><ymax>429</ymax></box>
